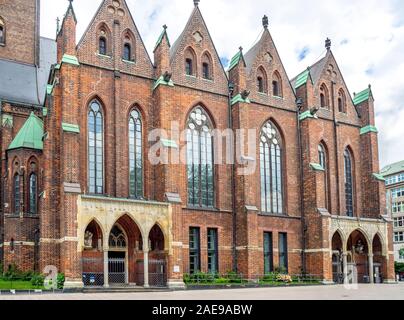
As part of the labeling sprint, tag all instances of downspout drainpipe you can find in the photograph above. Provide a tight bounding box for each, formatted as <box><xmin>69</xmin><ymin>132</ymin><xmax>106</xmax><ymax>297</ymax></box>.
<box><xmin>331</xmin><ymin>80</ymin><xmax>341</xmax><ymax>215</ymax></box>
<box><xmin>296</xmin><ymin>98</ymin><xmax>306</xmax><ymax>275</ymax></box>
<box><xmin>228</xmin><ymin>83</ymin><xmax>237</xmax><ymax>272</ymax></box>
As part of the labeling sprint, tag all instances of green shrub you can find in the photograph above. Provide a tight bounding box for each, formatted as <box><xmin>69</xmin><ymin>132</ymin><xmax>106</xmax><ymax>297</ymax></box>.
<box><xmin>31</xmin><ymin>274</ymin><xmax>45</xmax><ymax>287</ymax></box>
<box><xmin>57</xmin><ymin>273</ymin><xmax>65</xmax><ymax>289</ymax></box>
<box><xmin>395</xmin><ymin>262</ymin><xmax>404</xmax><ymax>273</ymax></box>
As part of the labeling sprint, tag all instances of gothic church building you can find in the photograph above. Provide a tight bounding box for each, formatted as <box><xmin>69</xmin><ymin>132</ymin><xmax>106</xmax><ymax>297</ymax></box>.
<box><xmin>0</xmin><ymin>0</ymin><xmax>395</xmax><ymax>288</ymax></box>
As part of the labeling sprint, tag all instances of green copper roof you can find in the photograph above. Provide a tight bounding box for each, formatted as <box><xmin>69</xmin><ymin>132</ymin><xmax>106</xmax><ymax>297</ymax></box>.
<box><xmin>299</xmin><ymin>110</ymin><xmax>318</xmax><ymax>122</ymax></box>
<box><xmin>353</xmin><ymin>87</ymin><xmax>371</xmax><ymax>105</ymax></box>
<box><xmin>360</xmin><ymin>125</ymin><xmax>378</xmax><ymax>135</ymax></box>
<box><xmin>372</xmin><ymin>173</ymin><xmax>386</xmax><ymax>182</ymax></box>
<box><xmin>154</xmin><ymin>27</ymin><xmax>170</xmax><ymax>52</ymax></box>
<box><xmin>295</xmin><ymin>69</ymin><xmax>310</xmax><ymax>89</ymax></box>
<box><xmin>310</xmin><ymin>163</ymin><xmax>325</xmax><ymax>172</ymax></box>
<box><xmin>61</xmin><ymin>54</ymin><xmax>80</xmax><ymax>66</ymax></box>
<box><xmin>152</xmin><ymin>75</ymin><xmax>175</xmax><ymax>91</ymax></box>
<box><xmin>8</xmin><ymin>112</ymin><xmax>44</xmax><ymax>151</ymax></box>
<box><xmin>62</xmin><ymin>122</ymin><xmax>80</xmax><ymax>134</ymax></box>
<box><xmin>381</xmin><ymin>160</ymin><xmax>404</xmax><ymax>177</ymax></box>
<box><xmin>231</xmin><ymin>93</ymin><xmax>250</xmax><ymax>106</ymax></box>
<box><xmin>228</xmin><ymin>50</ymin><xmax>244</xmax><ymax>71</ymax></box>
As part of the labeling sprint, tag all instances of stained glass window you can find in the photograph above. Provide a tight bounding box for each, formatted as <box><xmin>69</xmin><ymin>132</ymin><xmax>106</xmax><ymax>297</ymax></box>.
<box><xmin>344</xmin><ymin>149</ymin><xmax>354</xmax><ymax>217</ymax></box>
<box><xmin>88</xmin><ymin>100</ymin><xmax>104</xmax><ymax>194</ymax></box>
<box><xmin>129</xmin><ymin>109</ymin><xmax>143</xmax><ymax>198</ymax></box>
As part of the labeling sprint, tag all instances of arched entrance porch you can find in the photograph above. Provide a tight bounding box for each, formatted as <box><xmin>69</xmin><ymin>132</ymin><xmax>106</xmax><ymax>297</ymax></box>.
<box><xmin>136</xmin><ymin>224</ymin><xmax>168</xmax><ymax>287</ymax></box>
<box><xmin>372</xmin><ymin>234</ymin><xmax>386</xmax><ymax>283</ymax></box>
<box><xmin>347</xmin><ymin>230</ymin><xmax>370</xmax><ymax>283</ymax></box>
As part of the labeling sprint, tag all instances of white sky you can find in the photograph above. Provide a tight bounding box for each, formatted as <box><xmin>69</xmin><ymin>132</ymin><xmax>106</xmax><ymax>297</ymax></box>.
<box><xmin>40</xmin><ymin>0</ymin><xmax>404</xmax><ymax>167</ymax></box>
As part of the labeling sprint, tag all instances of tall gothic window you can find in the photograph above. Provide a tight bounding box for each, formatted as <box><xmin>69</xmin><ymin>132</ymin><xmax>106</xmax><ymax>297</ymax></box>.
<box><xmin>29</xmin><ymin>173</ymin><xmax>38</xmax><ymax>215</ymax></box>
<box><xmin>344</xmin><ymin>149</ymin><xmax>354</xmax><ymax>217</ymax></box>
<box><xmin>320</xmin><ymin>84</ymin><xmax>329</xmax><ymax>109</ymax></box>
<box><xmin>129</xmin><ymin>109</ymin><xmax>143</xmax><ymax>198</ymax></box>
<box><xmin>260</xmin><ymin>121</ymin><xmax>283</xmax><ymax>214</ymax></box>
<box><xmin>14</xmin><ymin>174</ymin><xmax>20</xmax><ymax>213</ymax></box>
<box><xmin>318</xmin><ymin>143</ymin><xmax>330</xmax><ymax>211</ymax></box>
<box><xmin>88</xmin><ymin>100</ymin><xmax>104</xmax><ymax>194</ymax></box>
<box><xmin>186</xmin><ymin>107</ymin><xmax>214</xmax><ymax>208</ymax></box>
<box><xmin>338</xmin><ymin>89</ymin><xmax>346</xmax><ymax>113</ymax></box>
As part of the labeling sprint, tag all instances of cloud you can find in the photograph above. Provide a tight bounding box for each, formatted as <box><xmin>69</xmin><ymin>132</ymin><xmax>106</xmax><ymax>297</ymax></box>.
<box><xmin>40</xmin><ymin>0</ymin><xmax>404</xmax><ymax>167</ymax></box>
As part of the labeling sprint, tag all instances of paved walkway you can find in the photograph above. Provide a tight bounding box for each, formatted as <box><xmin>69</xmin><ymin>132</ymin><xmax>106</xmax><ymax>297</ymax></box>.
<box><xmin>0</xmin><ymin>283</ymin><xmax>403</xmax><ymax>300</ymax></box>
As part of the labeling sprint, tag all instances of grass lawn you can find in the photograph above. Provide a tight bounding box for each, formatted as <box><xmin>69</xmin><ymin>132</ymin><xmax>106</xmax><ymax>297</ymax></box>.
<box><xmin>0</xmin><ymin>280</ymin><xmax>44</xmax><ymax>290</ymax></box>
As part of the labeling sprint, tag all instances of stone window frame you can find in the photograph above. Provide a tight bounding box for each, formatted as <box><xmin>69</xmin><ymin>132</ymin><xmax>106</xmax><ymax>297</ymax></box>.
<box><xmin>318</xmin><ymin>142</ymin><xmax>331</xmax><ymax>212</ymax></box>
<box><xmin>27</xmin><ymin>156</ymin><xmax>39</xmax><ymax>215</ymax></box>
<box><xmin>344</xmin><ymin>147</ymin><xmax>355</xmax><ymax>217</ymax></box>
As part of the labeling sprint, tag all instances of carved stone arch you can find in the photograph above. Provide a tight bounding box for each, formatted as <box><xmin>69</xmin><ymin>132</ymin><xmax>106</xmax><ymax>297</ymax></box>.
<box><xmin>147</xmin><ymin>221</ymin><xmax>169</xmax><ymax>252</ymax></box>
<box><xmin>83</xmin><ymin>218</ymin><xmax>105</xmax><ymax>250</ymax></box>
<box><xmin>320</xmin><ymin>83</ymin><xmax>330</xmax><ymax>109</ymax></box>
<box><xmin>185</xmin><ymin>103</ymin><xmax>216</xmax><ymax>130</ymax></box>
<box><xmin>372</xmin><ymin>232</ymin><xmax>387</xmax><ymax>256</ymax></box>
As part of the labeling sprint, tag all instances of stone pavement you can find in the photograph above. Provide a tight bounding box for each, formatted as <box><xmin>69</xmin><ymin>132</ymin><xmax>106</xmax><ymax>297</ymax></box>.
<box><xmin>0</xmin><ymin>283</ymin><xmax>403</xmax><ymax>300</ymax></box>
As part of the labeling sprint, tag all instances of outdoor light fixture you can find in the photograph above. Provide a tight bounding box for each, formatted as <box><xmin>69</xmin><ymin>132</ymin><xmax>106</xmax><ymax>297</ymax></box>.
<box><xmin>228</xmin><ymin>82</ymin><xmax>235</xmax><ymax>95</ymax></box>
<box><xmin>296</xmin><ymin>97</ymin><xmax>304</xmax><ymax>111</ymax></box>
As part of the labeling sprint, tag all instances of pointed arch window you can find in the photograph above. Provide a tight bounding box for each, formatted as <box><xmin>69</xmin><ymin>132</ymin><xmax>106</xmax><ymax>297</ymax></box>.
<box><xmin>99</xmin><ymin>37</ymin><xmax>107</xmax><ymax>55</ymax></box>
<box><xmin>29</xmin><ymin>173</ymin><xmax>38</xmax><ymax>215</ymax></box>
<box><xmin>14</xmin><ymin>174</ymin><xmax>20</xmax><ymax>214</ymax></box>
<box><xmin>272</xmin><ymin>72</ymin><xmax>282</xmax><ymax>97</ymax></box>
<box><xmin>0</xmin><ymin>17</ymin><xmax>5</xmax><ymax>45</ymax></box>
<box><xmin>344</xmin><ymin>149</ymin><xmax>354</xmax><ymax>217</ymax></box>
<box><xmin>129</xmin><ymin>109</ymin><xmax>143</xmax><ymax>198</ymax></box>
<box><xmin>109</xmin><ymin>226</ymin><xmax>127</xmax><ymax>248</ymax></box>
<box><xmin>318</xmin><ymin>143</ymin><xmax>330</xmax><ymax>211</ymax></box>
<box><xmin>338</xmin><ymin>89</ymin><xmax>346</xmax><ymax>113</ymax></box>
<box><xmin>186</xmin><ymin>107</ymin><xmax>214</xmax><ymax>208</ymax></box>
<box><xmin>257</xmin><ymin>67</ymin><xmax>268</xmax><ymax>94</ymax></box>
<box><xmin>185</xmin><ymin>48</ymin><xmax>196</xmax><ymax>76</ymax></box>
<box><xmin>186</xmin><ymin>59</ymin><xmax>193</xmax><ymax>76</ymax></box>
<box><xmin>260</xmin><ymin>121</ymin><xmax>283</xmax><ymax>214</ymax></box>
<box><xmin>123</xmin><ymin>43</ymin><xmax>131</xmax><ymax>61</ymax></box>
<box><xmin>202</xmin><ymin>52</ymin><xmax>212</xmax><ymax>80</ymax></box>
<box><xmin>320</xmin><ymin>84</ymin><xmax>329</xmax><ymax>109</ymax></box>
<box><xmin>88</xmin><ymin>100</ymin><xmax>104</xmax><ymax>194</ymax></box>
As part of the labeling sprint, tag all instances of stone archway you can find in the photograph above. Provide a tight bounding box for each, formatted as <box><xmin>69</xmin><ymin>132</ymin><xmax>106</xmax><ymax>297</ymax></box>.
<box><xmin>82</xmin><ymin>220</ymin><xmax>104</xmax><ymax>286</ymax></box>
<box><xmin>108</xmin><ymin>214</ymin><xmax>143</xmax><ymax>286</ymax></box>
<box><xmin>331</xmin><ymin>231</ymin><xmax>344</xmax><ymax>283</ymax></box>
<box><xmin>372</xmin><ymin>234</ymin><xmax>385</xmax><ymax>283</ymax></box>
<box><xmin>347</xmin><ymin>229</ymin><xmax>370</xmax><ymax>283</ymax></box>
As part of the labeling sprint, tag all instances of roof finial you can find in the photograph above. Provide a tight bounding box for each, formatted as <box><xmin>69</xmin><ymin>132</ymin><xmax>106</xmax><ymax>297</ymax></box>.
<box><xmin>193</xmin><ymin>0</ymin><xmax>200</xmax><ymax>6</ymax></box>
<box><xmin>262</xmin><ymin>15</ymin><xmax>269</xmax><ymax>29</ymax></box>
<box><xmin>325</xmin><ymin>37</ymin><xmax>331</xmax><ymax>51</ymax></box>
<box><xmin>163</xmin><ymin>24</ymin><xmax>167</xmax><ymax>30</ymax></box>
<box><xmin>239</xmin><ymin>46</ymin><xmax>243</xmax><ymax>52</ymax></box>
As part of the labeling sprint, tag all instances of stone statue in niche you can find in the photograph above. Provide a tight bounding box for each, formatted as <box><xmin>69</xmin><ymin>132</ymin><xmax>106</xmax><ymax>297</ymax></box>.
<box><xmin>84</xmin><ymin>231</ymin><xmax>94</xmax><ymax>249</ymax></box>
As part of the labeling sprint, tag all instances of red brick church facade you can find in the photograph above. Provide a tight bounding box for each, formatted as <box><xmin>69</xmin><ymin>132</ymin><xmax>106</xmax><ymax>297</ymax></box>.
<box><xmin>0</xmin><ymin>0</ymin><xmax>396</xmax><ymax>288</ymax></box>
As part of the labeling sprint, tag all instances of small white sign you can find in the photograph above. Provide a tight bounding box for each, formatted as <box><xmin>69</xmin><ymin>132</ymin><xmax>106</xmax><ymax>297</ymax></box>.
<box><xmin>173</xmin><ymin>265</ymin><xmax>180</xmax><ymax>273</ymax></box>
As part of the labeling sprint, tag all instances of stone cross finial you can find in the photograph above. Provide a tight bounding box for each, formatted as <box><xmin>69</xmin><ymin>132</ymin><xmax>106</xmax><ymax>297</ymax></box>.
<box><xmin>163</xmin><ymin>24</ymin><xmax>167</xmax><ymax>30</ymax></box>
<box><xmin>239</xmin><ymin>46</ymin><xmax>243</xmax><ymax>52</ymax></box>
<box><xmin>194</xmin><ymin>0</ymin><xmax>200</xmax><ymax>6</ymax></box>
<box><xmin>325</xmin><ymin>37</ymin><xmax>331</xmax><ymax>51</ymax></box>
<box><xmin>262</xmin><ymin>15</ymin><xmax>269</xmax><ymax>29</ymax></box>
